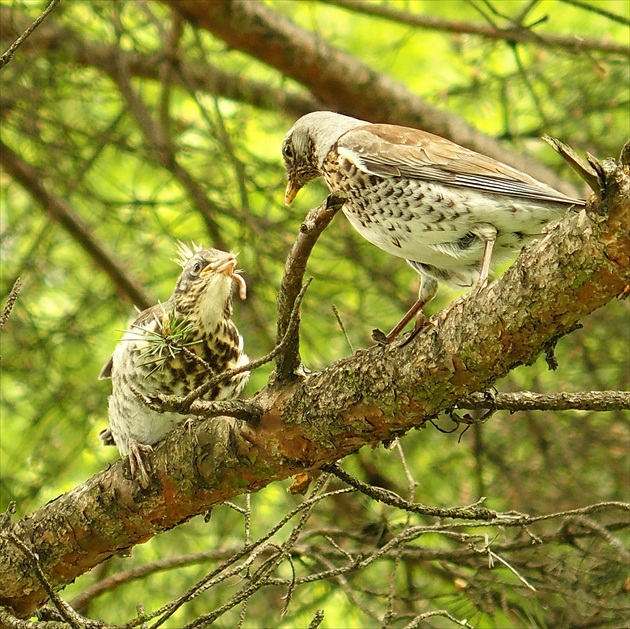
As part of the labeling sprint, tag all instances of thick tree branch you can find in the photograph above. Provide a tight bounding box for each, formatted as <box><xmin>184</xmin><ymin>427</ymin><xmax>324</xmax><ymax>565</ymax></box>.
<box><xmin>0</xmin><ymin>154</ymin><xmax>627</xmax><ymax>617</ymax></box>
<box><xmin>163</xmin><ymin>0</ymin><xmax>581</xmax><ymax>196</ymax></box>
<box><xmin>0</xmin><ymin>140</ymin><xmax>153</xmax><ymax>310</ymax></box>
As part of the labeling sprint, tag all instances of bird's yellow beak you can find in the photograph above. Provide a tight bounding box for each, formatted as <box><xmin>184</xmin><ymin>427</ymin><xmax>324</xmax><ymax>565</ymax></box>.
<box><xmin>285</xmin><ymin>180</ymin><xmax>300</xmax><ymax>206</ymax></box>
<box><xmin>202</xmin><ymin>257</ymin><xmax>236</xmax><ymax>278</ymax></box>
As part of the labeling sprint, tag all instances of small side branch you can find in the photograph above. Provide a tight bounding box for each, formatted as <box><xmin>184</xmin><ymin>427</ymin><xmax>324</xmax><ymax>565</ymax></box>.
<box><xmin>321</xmin><ymin>0</ymin><xmax>630</xmax><ymax>58</ymax></box>
<box><xmin>326</xmin><ymin>464</ymin><xmax>497</xmax><ymax>521</ymax></box>
<box><xmin>0</xmin><ymin>0</ymin><xmax>61</xmax><ymax>70</ymax></box>
<box><xmin>458</xmin><ymin>390</ymin><xmax>630</xmax><ymax>413</ymax></box>
<box><xmin>273</xmin><ymin>196</ymin><xmax>345</xmax><ymax>383</ymax></box>
<box><xmin>543</xmin><ymin>135</ymin><xmax>604</xmax><ymax>193</ymax></box>
<box><xmin>0</xmin><ymin>279</ymin><xmax>21</xmax><ymax>330</ymax></box>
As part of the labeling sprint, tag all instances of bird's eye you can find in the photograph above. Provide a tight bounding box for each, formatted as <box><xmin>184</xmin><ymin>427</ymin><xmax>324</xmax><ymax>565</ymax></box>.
<box><xmin>192</xmin><ymin>261</ymin><xmax>203</xmax><ymax>275</ymax></box>
<box><xmin>282</xmin><ymin>142</ymin><xmax>294</xmax><ymax>160</ymax></box>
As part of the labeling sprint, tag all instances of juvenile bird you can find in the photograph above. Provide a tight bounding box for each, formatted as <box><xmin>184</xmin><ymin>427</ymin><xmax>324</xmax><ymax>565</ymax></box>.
<box><xmin>283</xmin><ymin>111</ymin><xmax>585</xmax><ymax>342</ymax></box>
<box><xmin>99</xmin><ymin>243</ymin><xmax>249</xmax><ymax>486</ymax></box>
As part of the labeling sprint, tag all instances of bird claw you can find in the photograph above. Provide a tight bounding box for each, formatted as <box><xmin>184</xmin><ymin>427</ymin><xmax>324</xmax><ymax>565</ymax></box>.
<box><xmin>474</xmin><ymin>277</ymin><xmax>489</xmax><ymax>295</ymax></box>
<box><xmin>127</xmin><ymin>440</ymin><xmax>154</xmax><ymax>488</ymax></box>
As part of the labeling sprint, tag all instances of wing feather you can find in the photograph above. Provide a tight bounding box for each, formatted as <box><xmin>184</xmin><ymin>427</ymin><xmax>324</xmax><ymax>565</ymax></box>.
<box><xmin>338</xmin><ymin>125</ymin><xmax>583</xmax><ymax>206</ymax></box>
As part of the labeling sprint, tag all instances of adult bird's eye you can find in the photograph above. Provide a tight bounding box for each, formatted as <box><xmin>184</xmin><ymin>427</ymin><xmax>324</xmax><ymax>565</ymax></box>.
<box><xmin>282</xmin><ymin>142</ymin><xmax>294</xmax><ymax>160</ymax></box>
<box><xmin>192</xmin><ymin>261</ymin><xmax>203</xmax><ymax>274</ymax></box>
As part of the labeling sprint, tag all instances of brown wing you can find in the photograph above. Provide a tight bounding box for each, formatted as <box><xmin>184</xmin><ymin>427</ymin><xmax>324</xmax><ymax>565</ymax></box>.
<box><xmin>338</xmin><ymin>124</ymin><xmax>583</xmax><ymax>206</ymax></box>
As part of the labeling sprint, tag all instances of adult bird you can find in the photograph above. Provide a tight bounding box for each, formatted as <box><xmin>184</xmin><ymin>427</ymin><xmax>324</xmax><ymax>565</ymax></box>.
<box><xmin>282</xmin><ymin>111</ymin><xmax>585</xmax><ymax>343</ymax></box>
<box><xmin>99</xmin><ymin>243</ymin><xmax>249</xmax><ymax>486</ymax></box>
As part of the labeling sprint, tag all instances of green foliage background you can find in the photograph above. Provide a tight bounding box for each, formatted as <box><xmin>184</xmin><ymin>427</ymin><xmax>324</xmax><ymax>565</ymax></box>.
<box><xmin>1</xmin><ymin>1</ymin><xmax>628</xmax><ymax>626</ymax></box>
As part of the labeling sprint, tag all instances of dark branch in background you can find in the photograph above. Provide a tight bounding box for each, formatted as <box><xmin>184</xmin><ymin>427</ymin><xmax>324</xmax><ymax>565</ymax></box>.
<box><xmin>0</xmin><ymin>278</ymin><xmax>21</xmax><ymax>329</ymax></box>
<box><xmin>322</xmin><ymin>0</ymin><xmax>630</xmax><ymax>57</ymax></box>
<box><xmin>0</xmin><ymin>0</ymin><xmax>60</xmax><ymax>69</ymax></box>
<box><xmin>107</xmin><ymin>51</ymin><xmax>227</xmax><ymax>250</ymax></box>
<box><xmin>0</xmin><ymin>7</ymin><xmax>319</xmax><ymax>120</ymax></box>
<box><xmin>559</xmin><ymin>0</ymin><xmax>630</xmax><ymax>26</ymax></box>
<box><xmin>272</xmin><ymin>197</ymin><xmax>344</xmax><ymax>383</ymax></box>
<box><xmin>165</xmin><ymin>0</ymin><xmax>582</xmax><ymax>196</ymax></box>
<box><xmin>458</xmin><ymin>390</ymin><xmax>630</xmax><ymax>412</ymax></box>
<box><xmin>0</xmin><ymin>141</ymin><xmax>153</xmax><ymax>311</ymax></box>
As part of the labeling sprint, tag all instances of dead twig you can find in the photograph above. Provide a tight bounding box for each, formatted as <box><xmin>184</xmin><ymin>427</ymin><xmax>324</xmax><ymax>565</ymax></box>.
<box><xmin>0</xmin><ymin>0</ymin><xmax>61</xmax><ymax>70</ymax></box>
<box><xmin>273</xmin><ymin>196</ymin><xmax>345</xmax><ymax>383</ymax></box>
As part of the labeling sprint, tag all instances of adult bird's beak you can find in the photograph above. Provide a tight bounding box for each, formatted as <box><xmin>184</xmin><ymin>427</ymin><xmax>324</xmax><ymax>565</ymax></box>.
<box><xmin>285</xmin><ymin>178</ymin><xmax>300</xmax><ymax>206</ymax></box>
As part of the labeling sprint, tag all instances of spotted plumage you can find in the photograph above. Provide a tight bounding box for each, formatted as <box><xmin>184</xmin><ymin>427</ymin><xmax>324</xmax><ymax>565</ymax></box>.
<box><xmin>283</xmin><ymin>111</ymin><xmax>585</xmax><ymax>342</ymax></box>
<box><xmin>99</xmin><ymin>243</ymin><xmax>249</xmax><ymax>485</ymax></box>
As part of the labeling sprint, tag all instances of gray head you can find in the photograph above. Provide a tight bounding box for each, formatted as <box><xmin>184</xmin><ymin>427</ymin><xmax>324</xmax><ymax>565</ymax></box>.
<box><xmin>172</xmin><ymin>243</ymin><xmax>246</xmax><ymax>325</ymax></box>
<box><xmin>282</xmin><ymin>111</ymin><xmax>366</xmax><ymax>205</ymax></box>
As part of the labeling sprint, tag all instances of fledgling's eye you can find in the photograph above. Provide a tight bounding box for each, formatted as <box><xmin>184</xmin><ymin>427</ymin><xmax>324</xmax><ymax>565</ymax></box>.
<box><xmin>191</xmin><ymin>261</ymin><xmax>203</xmax><ymax>275</ymax></box>
<box><xmin>282</xmin><ymin>142</ymin><xmax>294</xmax><ymax>160</ymax></box>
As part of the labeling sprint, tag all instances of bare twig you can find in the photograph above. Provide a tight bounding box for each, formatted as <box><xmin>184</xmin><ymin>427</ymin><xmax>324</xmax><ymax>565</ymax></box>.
<box><xmin>457</xmin><ymin>390</ymin><xmax>630</xmax><ymax>412</ymax></box>
<box><xmin>543</xmin><ymin>135</ymin><xmax>604</xmax><ymax>193</ymax></box>
<box><xmin>331</xmin><ymin>304</ymin><xmax>354</xmax><ymax>353</ymax></box>
<box><xmin>326</xmin><ymin>463</ymin><xmax>497</xmax><ymax>521</ymax></box>
<box><xmin>559</xmin><ymin>0</ymin><xmax>630</xmax><ymax>26</ymax></box>
<box><xmin>273</xmin><ymin>196</ymin><xmax>345</xmax><ymax>383</ymax></box>
<box><xmin>0</xmin><ymin>0</ymin><xmax>61</xmax><ymax>70</ymax></box>
<box><xmin>402</xmin><ymin>609</ymin><xmax>474</xmax><ymax>629</ymax></box>
<box><xmin>0</xmin><ymin>278</ymin><xmax>21</xmax><ymax>330</ymax></box>
<box><xmin>5</xmin><ymin>532</ymin><xmax>102</xmax><ymax>629</ymax></box>
<box><xmin>322</xmin><ymin>0</ymin><xmax>629</xmax><ymax>57</ymax></box>
<box><xmin>307</xmin><ymin>610</ymin><xmax>325</xmax><ymax>629</ymax></box>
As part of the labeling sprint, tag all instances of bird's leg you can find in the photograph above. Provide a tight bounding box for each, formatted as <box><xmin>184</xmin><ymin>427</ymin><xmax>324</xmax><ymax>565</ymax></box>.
<box><xmin>472</xmin><ymin>224</ymin><xmax>498</xmax><ymax>292</ymax></box>
<box><xmin>372</xmin><ymin>276</ymin><xmax>438</xmax><ymax>345</ymax></box>
<box><xmin>372</xmin><ymin>300</ymin><xmax>424</xmax><ymax>345</ymax></box>
<box><xmin>127</xmin><ymin>438</ymin><xmax>154</xmax><ymax>488</ymax></box>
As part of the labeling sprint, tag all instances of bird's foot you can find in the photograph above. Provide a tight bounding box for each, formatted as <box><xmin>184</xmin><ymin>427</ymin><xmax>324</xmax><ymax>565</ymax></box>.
<box><xmin>399</xmin><ymin>311</ymin><xmax>427</xmax><ymax>347</ymax></box>
<box><xmin>99</xmin><ymin>428</ymin><xmax>115</xmax><ymax>447</ymax></box>
<box><xmin>182</xmin><ymin>417</ymin><xmax>202</xmax><ymax>447</ymax></box>
<box><xmin>373</xmin><ymin>306</ymin><xmax>428</xmax><ymax>347</ymax></box>
<box><xmin>372</xmin><ymin>298</ymin><xmax>428</xmax><ymax>346</ymax></box>
<box><xmin>473</xmin><ymin>276</ymin><xmax>489</xmax><ymax>296</ymax></box>
<box><xmin>127</xmin><ymin>439</ymin><xmax>154</xmax><ymax>488</ymax></box>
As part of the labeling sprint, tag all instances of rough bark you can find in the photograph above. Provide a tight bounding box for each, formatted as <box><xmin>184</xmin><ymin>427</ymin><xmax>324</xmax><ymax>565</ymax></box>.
<box><xmin>0</xmin><ymin>156</ymin><xmax>627</xmax><ymax>617</ymax></box>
